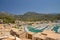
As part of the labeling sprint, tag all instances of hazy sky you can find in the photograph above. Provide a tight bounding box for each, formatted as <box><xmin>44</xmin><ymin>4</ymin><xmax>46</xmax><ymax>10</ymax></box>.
<box><xmin>0</xmin><ymin>0</ymin><xmax>60</xmax><ymax>14</ymax></box>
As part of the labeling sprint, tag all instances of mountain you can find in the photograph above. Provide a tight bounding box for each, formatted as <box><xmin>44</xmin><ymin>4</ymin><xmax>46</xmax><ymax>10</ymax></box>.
<box><xmin>0</xmin><ymin>12</ymin><xmax>16</xmax><ymax>23</ymax></box>
<box><xmin>14</xmin><ymin>12</ymin><xmax>60</xmax><ymax>21</ymax></box>
<box><xmin>0</xmin><ymin>12</ymin><xmax>60</xmax><ymax>23</ymax></box>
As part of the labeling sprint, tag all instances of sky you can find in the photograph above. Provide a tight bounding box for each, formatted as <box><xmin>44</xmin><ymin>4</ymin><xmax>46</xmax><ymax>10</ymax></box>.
<box><xmin>0</xmin><ymin>0</ymin><xmax>60</xmax><ymax>14</ymax></box>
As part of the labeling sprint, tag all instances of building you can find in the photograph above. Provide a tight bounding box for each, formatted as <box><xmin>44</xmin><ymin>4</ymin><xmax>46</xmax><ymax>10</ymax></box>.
<box><xmin>32</xmin><ymin>30</ymin><xmax>60</xmax><ymax>40</ymax></box>
<box><xmin>32</xmin><ymin>33</ymin><xmax>46</xmax><ymax>40</ymax></box>
<box><xmin>0</xmin><ymin>19</ymin><xmax>3</xmax><ymax>24</ymax></box>
<box><xmin>10</xmin><ymin>28</ymin><xmax>26</xmax><ymax>39</ymax></box>
<box><xmin>54</xmin><ymin>20</ymin><xmax>60</xmax><ymax>23</ymax></box>
<box><xmin>26</xmin><ymin>32</ymin><xmax>35</xmax><ymax>39</ymax></box>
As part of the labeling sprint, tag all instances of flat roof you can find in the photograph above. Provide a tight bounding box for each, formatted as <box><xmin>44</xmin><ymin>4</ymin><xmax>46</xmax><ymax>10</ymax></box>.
<box><xmin>33</xmin><ymin>30</ymin><xmax>60</xmax><ymax>39</ymax></box>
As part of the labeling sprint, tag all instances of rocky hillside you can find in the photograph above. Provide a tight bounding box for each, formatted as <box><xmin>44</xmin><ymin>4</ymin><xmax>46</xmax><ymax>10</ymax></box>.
<box><xmin>0</xmin><ymin>12</ymin><xmax>60</xmax><ymax>23</ymax></box>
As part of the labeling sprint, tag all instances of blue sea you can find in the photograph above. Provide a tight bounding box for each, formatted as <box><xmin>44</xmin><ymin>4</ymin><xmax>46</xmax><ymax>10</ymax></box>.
<box><xmin>27</xmin><ymin>24</ymin><xmax>60</xmax><ymax>33</ymax></box>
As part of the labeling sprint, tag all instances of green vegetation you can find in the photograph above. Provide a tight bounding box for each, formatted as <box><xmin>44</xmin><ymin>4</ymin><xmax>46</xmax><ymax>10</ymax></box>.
<box><xmin>0</xmin><ymin>12</ymin><xmax>16</xmax><ymax>23</ymax></box>
<box><xmin>15</xmin><ymin>12</ymin><xmax>60</xmax><ymax>21</ymax></box>
<box><xmin>0</xmin><ymin>12</ymin><xmax>60</xmax><ymax>23</ymax></box>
